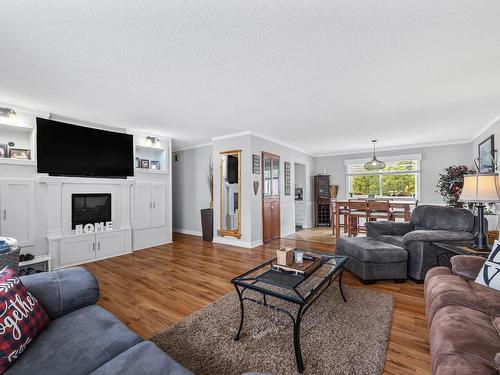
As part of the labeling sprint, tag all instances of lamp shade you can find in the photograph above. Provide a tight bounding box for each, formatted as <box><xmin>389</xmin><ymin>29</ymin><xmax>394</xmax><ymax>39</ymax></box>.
<box><xmin>459</xmin><ymin>174</ymin><xmax>500</xmax><ymax>203</ymax></box>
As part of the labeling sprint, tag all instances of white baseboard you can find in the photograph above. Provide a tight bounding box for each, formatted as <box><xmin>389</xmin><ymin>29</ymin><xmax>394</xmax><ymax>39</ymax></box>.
<box><xmin>213</xmin><ymin>236</ymin><xmax>262</xmax><ymax>248</ymax></box>
<box><xmin>173</xmin><ymin>228</ymin><xmax>202</xmax><ymax>237</ymax></box>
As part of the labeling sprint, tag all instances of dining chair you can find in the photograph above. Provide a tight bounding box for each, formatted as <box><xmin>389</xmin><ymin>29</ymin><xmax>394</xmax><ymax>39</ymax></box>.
<box><xmin>332</xmin><ymin>199</ymin><xmax>349</xmax><ymax>236</ymax></box>
<box><xmin>390</xmin><ymin>199</ymin><xmax>418</xmax><ymax>221</ymax></box>
<box><xmin>348</xmin><ymin>199</ymin><xmax>369</xmax><ymax>237</ymax></box>
<box><xmin>368</xmin><ymin>200</ymin><xmax>391</xmax><ymax>221</ymax></box>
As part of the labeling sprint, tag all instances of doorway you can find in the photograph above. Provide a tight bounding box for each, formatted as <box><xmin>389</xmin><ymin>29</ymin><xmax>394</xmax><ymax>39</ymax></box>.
<box><xmin>262</xmin><ymin>152</ymin><xmax>280</xmax><ymax>243</ymax></box>
<box><xmin>294</xmin><ymin>163</ymin><xmax>306</xmax><ymax>232</ymax></box>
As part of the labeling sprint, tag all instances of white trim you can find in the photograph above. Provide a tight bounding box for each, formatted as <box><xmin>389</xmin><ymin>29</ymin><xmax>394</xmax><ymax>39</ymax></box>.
<box><xmin>250</xmin><ymin>132</ymin><xmax>314</xmax><ymax>156</ymax></box>
<box><xmin>173</xmin><ymin>142</ymin><xmax>213</xmax><ymax>152</ymax></box>
<box><xmin>173</xmin><ymin>228</ymin><xmax>202</xmax><ymax>237</ymax></box>
<box><xmin>471</xmin><ymin>114</ymin><xmax>500</xmax><ymax>142</ymax></box>
<box><xmin>211</xmin><ymin>131</ymin><xmax>252</xmax><ymax>141</ymax></box>
<box><xmin>344</xmin><ymin>153</ymin><xmax>422</xmax><ymax>166</ymax></box>
<box><xmin>212</xmin><ymin>236</ymin><xmax>262</xmax><ymax>248</ymax></box>
<box><xmin>316</xmin><ymin>140</ymin><xmax>470</xmax><ymax>158</ymax></box>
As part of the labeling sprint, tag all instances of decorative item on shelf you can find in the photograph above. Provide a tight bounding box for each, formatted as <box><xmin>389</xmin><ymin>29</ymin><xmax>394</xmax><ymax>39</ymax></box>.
<box><xmin>0</xmin><ymin>107</ymin><xmax>16</xmax><ymax>118</ymax></box>
<box><xmin>364</xmin><ymin>140</ymin><xmax>386</xmax><ymax>170</ymax></box>
<box><xmin>253</xmin><ymin>179</ymin><xmax>259</xmax><ymax>196</ymax></box>
<box><xmin>9</xmin><ymin>148</ymin><xmax>30</xmax><ymax>160</ymax></box>
<box><xmin>135</xmin><ymin>157</ymin><xmax>140</xmax><ymax>168</ymax></box>
<box><xmin>201</xmin><ymin>156</ymin><xmax>214</xmax><ymax>242</ymax></box>
<box><xmin>0</xmin><ymin>143</ymin><xmax>6</xmax><ymax>158</ymax></box>
<box><xmin>478</xmin><ymin>135</ymin><xmax>496</xmax><ymax>173</ymax></box>
<box><xmin>436</xmin><ymin>165</ymin><xmax>473</xmax><ymax>207</ymax></box>
<box><xmin>140</xmin><ymin>159</ymin><xmax>150</xmax><ymax>169</ymax></box>
<box><xmin>144</xmin><ymin>136</ymin><xmax>161</xmax><ymax>148</ymax></box>
<box><xmin>150</xmin><ymin>160</ymin><xmax>160</xmax><ymax>170</ymax></box>
<box><xmin>252</xmin><ymin>154</ymin><xmax>260</xmax><ymax>174</ymax></box>
<box><xmin>284</xmin><ymin>162</ymin><xmax>291</xmax><ymax>196</ymax></box>
<box><xmin>459</xmin><ymin>165</ymin><xmax>500</xmax><ymax>251</ymax></box>
<box><xmin>330</xmin><ymin>185</ymin><xmax>338</xmax><ymax>199</ymax></box>
<box><xmin>276</xmin><ymin>248</ymin><xmax>293</xmax><ymax>266</ymax></box>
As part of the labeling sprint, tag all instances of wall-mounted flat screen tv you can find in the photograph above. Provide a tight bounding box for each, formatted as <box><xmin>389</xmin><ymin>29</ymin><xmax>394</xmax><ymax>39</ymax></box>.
<box><xmin>37</xmin><ymin>118</ymin><xmax>134</xmax><ymax>178</ymax></box>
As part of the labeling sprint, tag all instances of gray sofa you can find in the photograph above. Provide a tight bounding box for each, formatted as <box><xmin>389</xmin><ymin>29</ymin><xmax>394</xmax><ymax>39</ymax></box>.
<box><xmin>366</xmin><ymin>205</ymin><xmax>477</xmax><ymax>281</ymax></box>
<box><xmin>7</xmin><ymin>267</ymin><xmax>192</xmax><ymax>375</ymax></box>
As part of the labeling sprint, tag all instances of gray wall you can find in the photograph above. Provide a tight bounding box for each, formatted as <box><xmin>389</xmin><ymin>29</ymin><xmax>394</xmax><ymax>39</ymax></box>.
<box><xmin>172</xmin><ymin>145</ymin><xmax>212</xmax><ymax>234</ymax></box>
<box><xmin>314</xmin><ymin>143</ymin><xmax>472</xmax><ymax>204</ymax></box>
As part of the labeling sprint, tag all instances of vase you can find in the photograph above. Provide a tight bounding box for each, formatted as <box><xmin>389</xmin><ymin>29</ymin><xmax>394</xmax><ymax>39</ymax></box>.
<box><xmin>200</xmin><ymin>208</ymin><xmax>213</xmax><ymax>242</ymax></box>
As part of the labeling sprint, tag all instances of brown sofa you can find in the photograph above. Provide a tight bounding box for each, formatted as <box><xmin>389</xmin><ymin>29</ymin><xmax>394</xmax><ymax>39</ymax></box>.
<box><xmin>425</xmin><ymin>255</ymin><xmax>500</xmax><ymax>374</ymax></box>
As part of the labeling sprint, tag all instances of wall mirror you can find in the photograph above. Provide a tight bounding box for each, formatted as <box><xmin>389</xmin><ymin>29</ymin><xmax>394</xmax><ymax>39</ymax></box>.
<box><xmin>219</xmin><ymin>150</ymin><xmax>241</xmax><ymax>239</ymax></box>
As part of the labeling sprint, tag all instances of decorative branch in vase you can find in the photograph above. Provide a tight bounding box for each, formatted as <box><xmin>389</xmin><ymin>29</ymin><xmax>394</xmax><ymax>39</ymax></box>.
<box><xmin>207</xmin><ymin>156</ymin><xmax>213</xmax><ymax>209</ymax></box>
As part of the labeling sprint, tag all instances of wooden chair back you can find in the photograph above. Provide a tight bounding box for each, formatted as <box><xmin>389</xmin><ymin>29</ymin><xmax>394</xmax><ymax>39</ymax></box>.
<box><xmin>368</xmin><ymin>200</ymin><xmax>390</xmax><ymax>212</ymax></box>
<box><xmin>348</xmin><ymin>199</ymin><xmax>368</xmax><ymax>212</ymax></box>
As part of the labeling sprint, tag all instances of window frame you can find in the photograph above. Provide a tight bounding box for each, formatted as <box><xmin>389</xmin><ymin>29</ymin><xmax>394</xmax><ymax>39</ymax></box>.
<box><xmin>345</xmin><ymin>153</ymin><xmax>421</xmax><ymax>200</ymax></box>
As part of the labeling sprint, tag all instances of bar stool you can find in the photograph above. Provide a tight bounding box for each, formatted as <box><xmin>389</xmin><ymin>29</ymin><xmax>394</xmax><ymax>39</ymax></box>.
<box><xmin>331</xmin><ymin>199</ymin><xmax>350</xmax><ymax>237</ymax></box>
<box><xmin>391</xmin><ymin>200</ymin><xmax>418</xmax><ymax>221</ymax></box>
<box><xmin>368</xmin><ymin>200</ymin><xmax>391</xmax><ymax>221</ymax></box>
<box><xmin>348</xmin><ymin>199</ymin><xmax>369</xmax><ymax>237</ymax></box>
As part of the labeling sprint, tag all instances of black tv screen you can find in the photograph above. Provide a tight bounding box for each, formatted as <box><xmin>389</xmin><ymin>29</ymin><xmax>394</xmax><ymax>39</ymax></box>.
<box><xmin>37</xmin><ymin>118</ymin><xmax>134</xmax><ymax>178</ymax></box>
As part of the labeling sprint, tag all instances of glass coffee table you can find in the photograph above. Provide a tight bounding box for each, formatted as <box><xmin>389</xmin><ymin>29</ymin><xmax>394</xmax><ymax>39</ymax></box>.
<box><xmin>231</xmin><ymin>251</ymin><xmax>348</xmax><ymax>373</ymax></box>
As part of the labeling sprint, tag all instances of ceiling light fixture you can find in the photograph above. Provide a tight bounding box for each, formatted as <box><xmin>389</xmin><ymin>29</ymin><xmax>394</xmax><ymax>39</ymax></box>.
<box><xmin>0</xmin><ymin>107</ymin><xmax>16</xmax><ymax>118</ymax></box>
<box><xmin>364</xmin><ymin>140</ymin><xmax>386</xmax><ymax>171</ymax></box>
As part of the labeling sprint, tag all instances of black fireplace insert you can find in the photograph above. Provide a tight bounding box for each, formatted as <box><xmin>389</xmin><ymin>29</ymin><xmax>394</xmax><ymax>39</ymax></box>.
<box><xmin>72</xmin><ymin>193</ymin><xmax>112</xmax><ymax>229</ymax></box>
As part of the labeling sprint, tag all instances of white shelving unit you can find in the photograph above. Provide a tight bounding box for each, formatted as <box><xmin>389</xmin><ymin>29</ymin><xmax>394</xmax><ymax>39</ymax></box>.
<box><xmin>0</xmin><ymin>117</ymin><xmax>36</xmax><ymax>163</ymax></box>
<box><xmin>134</xmin><ymin>143</ymin><xmax>168</xmax><ymax>174</ymax></box>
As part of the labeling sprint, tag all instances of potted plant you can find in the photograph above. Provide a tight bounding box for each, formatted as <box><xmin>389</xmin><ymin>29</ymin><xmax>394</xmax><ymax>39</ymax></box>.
<box><xmin>200</xmin><ymin>157</ymin><xmax>214</xmax><ymax>241</ymax></box>
<box><xmin>435</xmin><ymin>165</ymin><xmax>473</xmax><ymax>207</ymax></box>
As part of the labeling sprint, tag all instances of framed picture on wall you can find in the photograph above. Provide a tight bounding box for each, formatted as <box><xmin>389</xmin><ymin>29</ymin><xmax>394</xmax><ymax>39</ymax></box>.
<box><xmin>9</xmin><ymin>148</ymin><xmax>30</xmax><ymax>160</ymax></box>
<box><xmin>284</xmin><ymin>161</ymin><xmax>291</xmax><ymax>196</ymax></box>
<box><xmin>478</xmin><ymin>135</ymin><xmax>495</xmax><ymax>173</ymax></box>
<box><xmin>0</xmin><ymin>144</ymin><xmax>6</xmax><ymax>158</ymax></box>
<box><xmin>252</xmin><ymin>154</ymin><xmax>260</xmax><ymax>174</ymax></box>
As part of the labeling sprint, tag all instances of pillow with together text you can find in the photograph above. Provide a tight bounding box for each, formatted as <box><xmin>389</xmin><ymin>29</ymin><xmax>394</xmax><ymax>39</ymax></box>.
<box><xmin>0</xmin><ymin>267</ymin><xmax>49</xmax><ymax>373</ymax></box>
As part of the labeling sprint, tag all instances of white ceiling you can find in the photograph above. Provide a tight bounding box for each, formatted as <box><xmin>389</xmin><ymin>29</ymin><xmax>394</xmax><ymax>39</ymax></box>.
<box><xmin>1</xmin><ymin>1</ymin><xmax>500</xmax><ymax>155</ymax></box>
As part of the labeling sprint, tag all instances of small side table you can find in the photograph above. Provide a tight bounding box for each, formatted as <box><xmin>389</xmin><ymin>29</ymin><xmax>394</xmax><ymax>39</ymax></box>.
<box><xmin>19</xmin><ymin>255</ymin><xmax>52</xmax><ymax>273</ymax></box>
<box><xmin>432</xmin><ymin>243</ymin><xmax>490</xmax><ymax>266</ymax></box>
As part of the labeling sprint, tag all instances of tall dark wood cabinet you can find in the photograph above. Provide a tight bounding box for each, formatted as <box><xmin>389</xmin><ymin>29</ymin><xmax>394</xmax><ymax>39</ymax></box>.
<box><xmin>262</xmin><ymin>152</ymin><xmax>281</xmax><ymax>243</ymax></box>
<box><xmin>314</xmin><ymin>175</ymin><xmax>330</xmax><ymax>226</ymax></box>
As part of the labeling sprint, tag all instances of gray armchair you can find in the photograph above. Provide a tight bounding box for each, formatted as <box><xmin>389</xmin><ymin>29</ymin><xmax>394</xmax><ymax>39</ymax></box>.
<box><xmin>366</xmin><ymin>205</ymin><xmax>477</xmax><ymax>281</ymax></box>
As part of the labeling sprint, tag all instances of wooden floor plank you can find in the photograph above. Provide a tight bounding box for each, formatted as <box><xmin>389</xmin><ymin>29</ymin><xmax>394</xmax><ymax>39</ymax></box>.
<box><xmin>84</xmin><ymin>232</ymin><xmax>431</xmax><ymax>374</ymax></box>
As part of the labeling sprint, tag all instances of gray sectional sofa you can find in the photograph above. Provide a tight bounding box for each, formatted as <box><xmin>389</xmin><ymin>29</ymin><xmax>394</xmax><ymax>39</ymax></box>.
<box><xmin>7</xmin><ymin>267</ymin><xmax>192</xmax><ymax>375</ymax></box>
<box><xmin>337</xmin><ymin>205</ymin><xmax>479</xmax><ymax>283</ymax></box>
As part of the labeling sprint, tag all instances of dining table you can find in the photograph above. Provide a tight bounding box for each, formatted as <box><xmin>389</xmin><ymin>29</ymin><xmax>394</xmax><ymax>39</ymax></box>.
<box><xmin>332</xmin><ymin>199</ymin><xmax>417</xmax><ymax>237</ymax></box>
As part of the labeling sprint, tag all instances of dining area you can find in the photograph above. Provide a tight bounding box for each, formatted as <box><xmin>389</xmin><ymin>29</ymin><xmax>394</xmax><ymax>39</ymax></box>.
<box><xmin>332</xmin><ymin>198</ymin><xmax>418</xmax><ymax>237</ymax></box>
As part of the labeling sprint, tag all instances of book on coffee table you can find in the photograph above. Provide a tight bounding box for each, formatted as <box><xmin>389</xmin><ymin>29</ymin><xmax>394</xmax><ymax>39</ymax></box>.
<box><xmin>272</xmin><ymin>252</ymin><xmax>321</xmax><ymax>276</ymax></box>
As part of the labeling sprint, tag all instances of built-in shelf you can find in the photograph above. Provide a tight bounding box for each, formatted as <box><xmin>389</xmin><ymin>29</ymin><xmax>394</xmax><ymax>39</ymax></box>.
<box><xmin>0</xmin><ymin>119</ymin><xmax>34</xmax><ymax>133</ymax></box>
<box><xmin>19</xmin><ymin>255</ymin><xmax>51</xmax><ymax>267</ymax></box>
<box><xmin>136</xmin><ymin>145</ymin><xmax>165</xmax><ymax>152</ymax></box>
<box><xmin>0</xmin><ymin>158</ymin><xmax>36</xmax><ymax>166</ymax></box>
<box><xmin>134</xmin><ymin>168</ymin><xmax>168</xmax><ymax>175</ymax></box>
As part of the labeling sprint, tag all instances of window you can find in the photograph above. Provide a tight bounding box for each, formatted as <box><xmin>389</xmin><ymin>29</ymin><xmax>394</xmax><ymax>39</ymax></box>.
<box><xmin>346</xmin><ymin>155</ymin><xmax>420</xmax><ymax>199</ymax></box>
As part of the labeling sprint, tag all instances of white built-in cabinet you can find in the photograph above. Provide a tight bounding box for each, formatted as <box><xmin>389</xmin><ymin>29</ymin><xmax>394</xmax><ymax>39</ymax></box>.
<box><xmin>0</xmin><ymin>180</ymin><xmax>35</xmax><ymax>247</ymax></box>
<box><xmin>59</xmin><ymin>230</ymin><xmax>125</xmax><ymax>267</ymax></box>
<box><xmin>135</xmin><ymin>183</ymin><xmax>167</xmax><ymax>229</ymax></box>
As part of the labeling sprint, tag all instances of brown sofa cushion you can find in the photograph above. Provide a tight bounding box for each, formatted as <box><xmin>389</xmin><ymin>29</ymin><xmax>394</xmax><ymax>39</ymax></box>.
<box><xmin>434</xmin><ymin>354</ymin><xmax>497</xmax><ymax>375</ymax></box>
<box><xmin>430</xmin><ymin>306</ymin><xmax>500</xmax><ymax>374</ymax></box>
<box><xmin>451</xmin><ymin>255</ymin><xmax>486</xmax><ymax>280</ymax></box>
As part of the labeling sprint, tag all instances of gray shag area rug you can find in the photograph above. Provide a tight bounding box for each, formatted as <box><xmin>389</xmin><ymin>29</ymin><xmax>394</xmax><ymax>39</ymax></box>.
<box><xmin>151</xmin><ymin>284</ymin><xmax>394</xmax><ymax>375</ymax></box>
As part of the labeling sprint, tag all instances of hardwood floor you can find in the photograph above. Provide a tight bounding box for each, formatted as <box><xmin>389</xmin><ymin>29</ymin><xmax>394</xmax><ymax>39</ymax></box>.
<box><xmin>84</xmin><ymin>233</ymin><xmax>431</xmax><ymax>374</ymax></box>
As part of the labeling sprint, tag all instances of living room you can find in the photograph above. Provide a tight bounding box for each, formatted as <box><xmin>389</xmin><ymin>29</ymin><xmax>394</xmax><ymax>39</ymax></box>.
<box><xmin>1</xmin><ymin>2</ymin><xmax>500</xmax><ymax>375</ymax></box>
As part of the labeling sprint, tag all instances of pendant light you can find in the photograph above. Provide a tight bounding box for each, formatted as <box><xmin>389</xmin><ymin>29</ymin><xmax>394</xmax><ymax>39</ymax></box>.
<box><xmin>364</xmin><ymin>140</ymin><xmax>386</xmax><ymax>170</ymax></box>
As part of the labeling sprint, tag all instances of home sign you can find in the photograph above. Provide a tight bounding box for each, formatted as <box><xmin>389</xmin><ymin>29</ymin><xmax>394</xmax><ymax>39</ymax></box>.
<box><xmin>75</xmin><ymin>221</ymin><xmax>113</xmax><ymax>235</ymax></box>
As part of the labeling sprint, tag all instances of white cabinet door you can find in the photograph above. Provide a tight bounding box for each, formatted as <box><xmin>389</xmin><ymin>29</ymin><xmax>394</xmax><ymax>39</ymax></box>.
<box><xmin>95</xmin><ymin>230</ymin><xmax>125</xmax><ymax>258</ymax></box>
<box><xmin>135</xmin><ymin>183</ymin><xmax>152</xmax><ymax>229</ymax></box>
<box><xmin>60</xmin><ymin>235</ymin><xmax>95</xmax><ymax>266</ymax></box>
<box><xmin>151</xmin><ymin>183</ymin><xmax>167</xmax><ymax>228</ymax></box>
<box><xmin>0</xmin><ymin>180</ymin><xmax>35</xmax><ymax>246</ymax></box>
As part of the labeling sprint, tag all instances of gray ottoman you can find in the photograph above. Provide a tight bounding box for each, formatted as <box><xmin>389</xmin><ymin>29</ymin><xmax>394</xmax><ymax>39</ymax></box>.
<box><xmin>336</xmin><ymin>237</ymin><xmax>408</xmax><ymax>283</ymax></box>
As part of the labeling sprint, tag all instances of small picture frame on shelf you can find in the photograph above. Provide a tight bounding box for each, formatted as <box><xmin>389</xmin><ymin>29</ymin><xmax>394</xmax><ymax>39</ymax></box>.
<box><xmin>135</xmin><ymin>157</ymin><xmax>140</xmax><ymax>168</ymax></box>
<box><xmin>9</xmin><ymin>148</ymin><xmax>30</xmax><ymax>160</ymax></box>
<box><xmin>140</xmin><ymin>159</ymin><xmax>150</xmax><ymax>169</ymax></box>
<box><xmin>150</xmin><ymin>160</ymin><xmax>160</xmax><ymax>170</ymax></box>
<box><xmin>0</xmin><ymin>144</ymin><xmax>6</xmax><ymax>158</ymax></box>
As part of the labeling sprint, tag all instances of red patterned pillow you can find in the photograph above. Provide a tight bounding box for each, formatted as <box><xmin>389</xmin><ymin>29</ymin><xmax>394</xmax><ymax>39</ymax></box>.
<box><xmin>0</xmin><ymin>267</ymin><xmax>49</xmax><ymax>373</ymax></box>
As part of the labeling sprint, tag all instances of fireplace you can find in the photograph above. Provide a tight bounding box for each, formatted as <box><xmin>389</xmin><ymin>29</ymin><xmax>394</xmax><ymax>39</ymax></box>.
<box><xmin>71</xmin><ymin>193</ymin><xmax>111</xmax><ymax>229</ymax></box>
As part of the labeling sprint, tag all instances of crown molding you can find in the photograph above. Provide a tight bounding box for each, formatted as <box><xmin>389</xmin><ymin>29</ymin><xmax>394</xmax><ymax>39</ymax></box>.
<box><xmin>314</xmin><ymin>139</ymin><xmax>471</xmax><ymax>158</ymax></box>
<box><xmin>173</xmin><ymin>142</ymin><xmax>213</xmax><ymax>152</ymax></box>
<box><xmin>211</xmin><ymin>131</ymin><xmax>252</xmax><ymax>141</ymax></box>
<box><xmin>470</xmin><ymin>114</ymin><xmax>500</xmax><ymax>142</ymax></box>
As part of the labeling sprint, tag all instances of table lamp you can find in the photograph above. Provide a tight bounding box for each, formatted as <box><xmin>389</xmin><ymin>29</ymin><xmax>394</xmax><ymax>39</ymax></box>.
<box><xmin>459</xmin><ymin>173</ymin><xmax>500</xmax><ymax>250</ymax></box>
